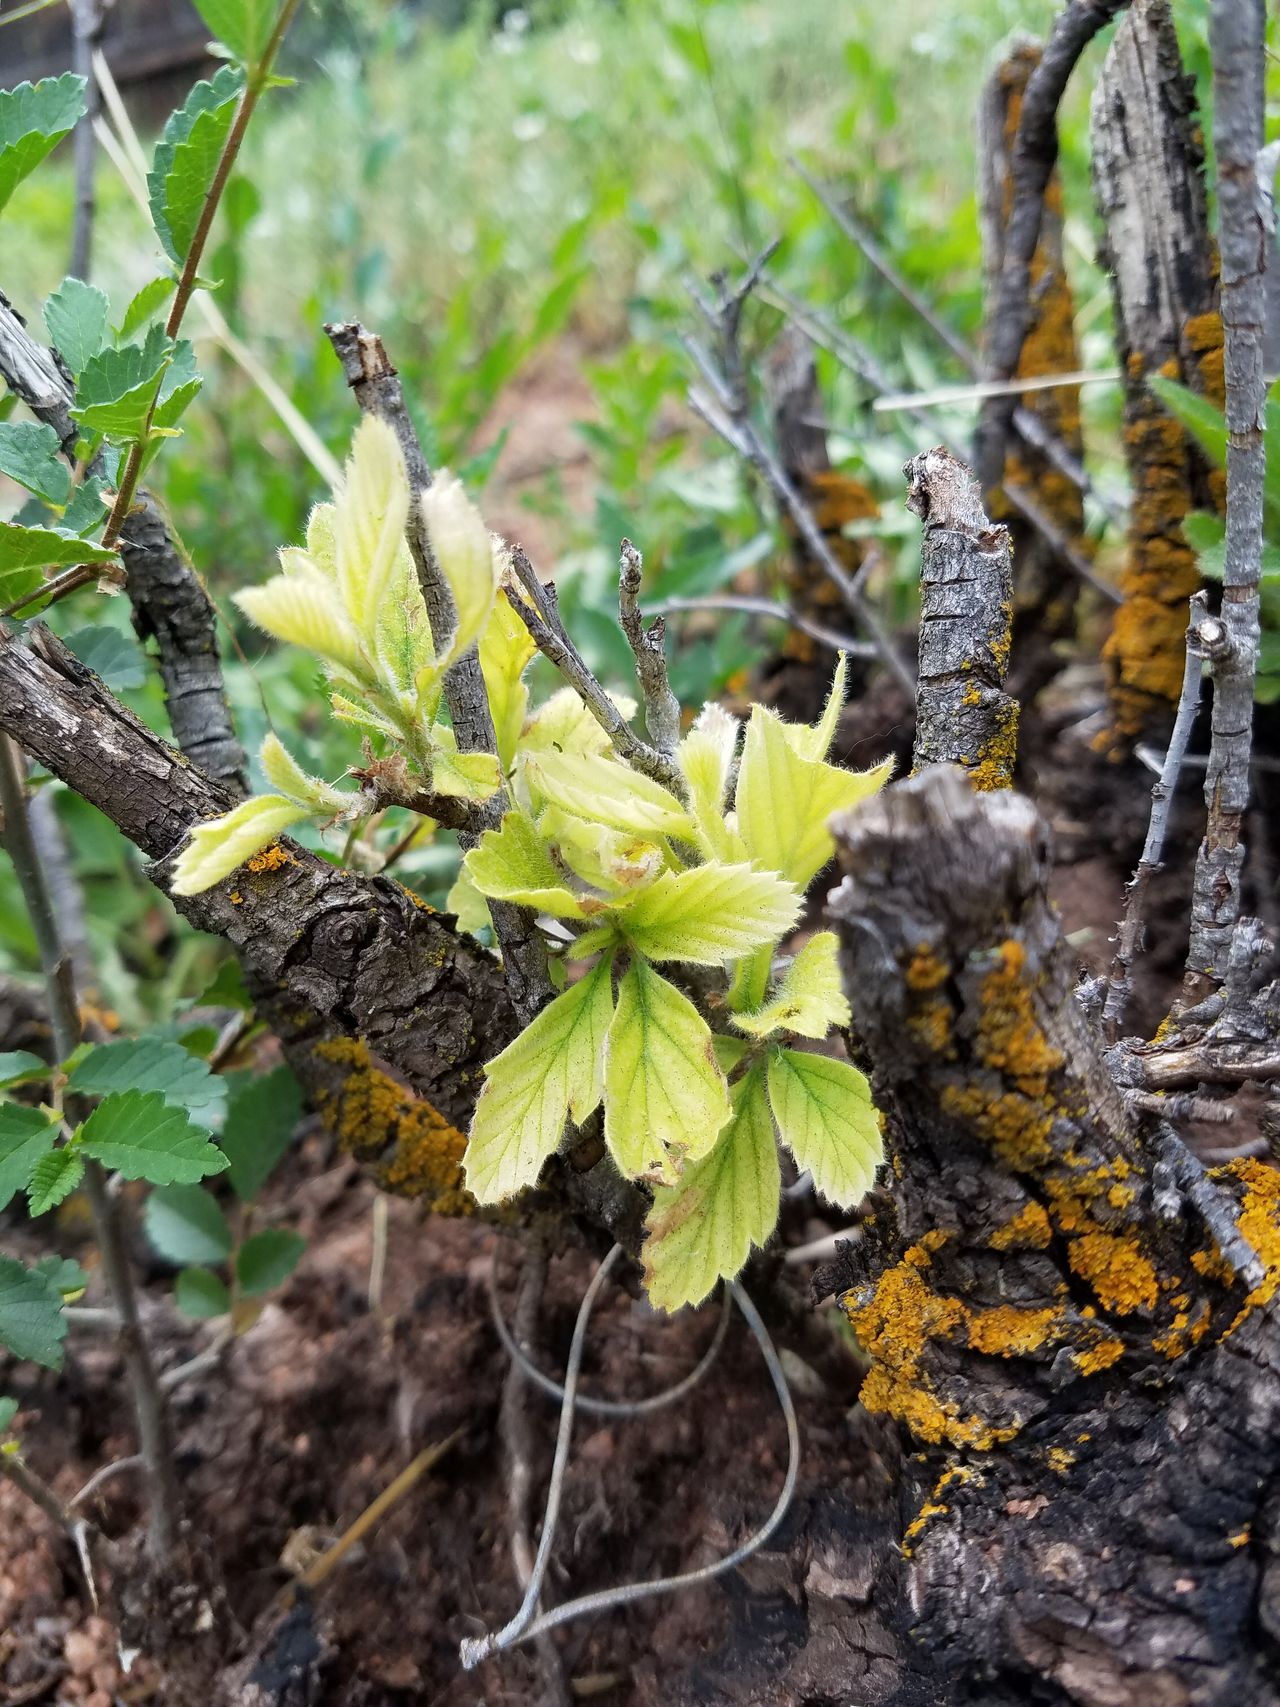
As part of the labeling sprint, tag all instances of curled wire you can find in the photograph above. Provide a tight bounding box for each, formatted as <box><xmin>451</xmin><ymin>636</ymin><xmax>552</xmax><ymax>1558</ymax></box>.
<box><xmin>460</xmin><ymin>1246</ymin><xmax>800</xmax><ymax>1670</ymax></box>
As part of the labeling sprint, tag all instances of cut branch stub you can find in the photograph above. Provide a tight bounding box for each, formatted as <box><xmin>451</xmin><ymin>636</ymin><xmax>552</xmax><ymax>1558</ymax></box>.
<box><xmin>906</xmin><ymin>447</ymin><xmax>1018</xmax><ymax>790</ymax></box>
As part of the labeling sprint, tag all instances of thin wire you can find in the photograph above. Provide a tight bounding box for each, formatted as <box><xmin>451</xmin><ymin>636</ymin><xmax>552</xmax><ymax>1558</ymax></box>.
<box><xmin>461</xmin><ymin>1263</ymin><xmax>800</xmax><ymax>1670</ymax></box>
<box><xmin>488</xmin><ymin>1255</ymin><xmax>732</xmax><ymax>1418</ymax></box>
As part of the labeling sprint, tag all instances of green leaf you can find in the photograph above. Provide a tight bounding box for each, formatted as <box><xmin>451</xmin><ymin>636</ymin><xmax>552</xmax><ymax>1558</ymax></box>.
<box><xmin>174</xmin><ymin>1265</ymin><xmax>230</xmax><ymax>1319</ymax></box>
<box><xmin>235</xmin><ymin>1227</ymin><xmax>305</xmax><ymax>1295</ymax></box>
<box><xmin>0</xmin><ymin>1102</ymin><xmax>58</xmax><ymax>1211</ymax></box>
<box><xmin>1181</xmin><ymin>510</ymin><xmax>1226</xmax><ymax>579</ymax></box>
<box><xmin>0</xmin><ymin>1051</ymin><xmax>48</xmax><ymax>1089</ymax></box>
<box><xmin>68</xmin><ymin>1037</ymin><xmax>227</xmax><ymax>1127</ymax></box>
<box><xmin>144</xmin><ymin>1183</ymin><xmax>232</xmax><ymax>1265</ymax></box>
<box><xmin>0</xmin><ymin>75</ymin><xmax>86</xmax><ymax>217</ymax></box>
<box><xmin>78</xmin><ymin>1089</ymin><xmax>229</xmax><ymax>1185</ymax></box>
<box><xmin>525</xmin><ymin>748</ymin><xmax>693</xmax><ymax>841</ymax></box>
<box><xmin>148</xmin><ymin>66</ymin><xmax>243</xmax><ymax>267</ymax></box>
<box><xmin>35</xmin><ymin>1256</ymin><xmax>89</xmax><ymax>1299</ymax></box>
<box><xmin>603</xmin><ymin>958</ymin><xmax>730</xmax><ymax>1183</ymax></box>
<box><xmin>766</xmin><ymin>1048</ymin><xmax>882</xmax><ymax>1208</ymax></box>
<box><xmin>258</xmin><ymin>732</ymin><xmax>350</xmax><ymax>814</ymax></box>
<box><xmin>116</xmin><ymin>276</ymin><xmax>177</xmax><ymax>341</ymax></box>
<box><xmin>170</xmin><ymin>794</ymin><xmax>310</xmax><ymax>895</ymax></box>
<box><xmin>0</xmin><ymin>521</ymin><xmax>120</xmax><ymax>575</ymax></box>
<box><xmin>464</xmin><ymin>809</ymin><xmax>587</xmax><ymax>919</ymax></box>
<box><xmin>0</xmin><ymin>421</ymin><xmax>70</xmax><ymax>505</ymax></box>
<box><xmin>736</xmin><ymin>704</ymin><xmax>892</xmax><ymax>888</ymax></box>
<box><xmin>787</xmin><ymin>654</ymin><xmax>848</xmax><ymax>762</ymax></box>
<box><xmin>0</xmin><ymin>1396</ymin><xmax>17</xmax><ymax>1433</ymax></box>
<box><xmin>0</xmin><ymin>1255</ymin><xmax>65</xmax><ymax>1370</ymax></box>
<box><xmin>617</xmin><ymin>862</ymin><xmax>799</xmax><ymax>967</ymax></box>
<box><xmin>27</xmin><ymin>1147</ymin><xmax>84</xmax><ymax>1216</ymax></box>
<box><xmin>61</xmin><ymin>474</ymin><xmax>111</xmax><ymax>536</ymax></box>
<box><xmin>677</xmin><ymin>703</ymin><xmax>740</xmax><ymax>858</ymax></box>
<box><xmin>1146</xmin><ymin>374</ymin><xmax>1227</xmax><ymax>468</ymax></box>
<box><xmin>152</xmin><ymin>339</ymin><xmax>202</xmax><ymax>432</ymax></box>
<box><xmin>479</xmin><ymin>589</ymin><xmax>536</xmax><ymax>771</ymax></box>
<box><xmin>219</xmin><ymin>1065</ymin><xmax>301</xmax><ymax>1200</ymax></box>
<box><xmin>43</xmin><ymin>276</ymin><xmax>109</xmax><ymax>376</ymax></box>
<box><xmin>465</xmin><ymin>956</ymin><xmax>615</xmax><ymax>1203</ymax></box>
<box><xmin>64</xmin><ymin>625</ymin><xmax>149</xmax><ymax>690</ymax></box>
<box><xmin>71</xmin><ymin>324</ymin><xmax>173</xmax><ymax>442</ymax></box>
<box><xmin>190</xmin><ymin>0</ymin><xmax>276</xmax><ymax>65</ymax></box>
<box><xmin>643</xmin><ymin>1066</ymin><xmax>781</xmax><ymax>1312</ymax></box>
<box><xmin>731</xmin><ymin>932</ymin><xmax>851</xmax><ymax>1040</ymax></box>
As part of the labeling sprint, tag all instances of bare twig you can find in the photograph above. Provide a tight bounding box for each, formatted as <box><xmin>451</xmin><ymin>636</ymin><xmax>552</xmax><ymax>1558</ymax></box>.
<box><xmin>652</xmin><ymin>594</ymin><xmax>876</xmax><ymax>659</ymax></box>
<box><xmin>618</xmin><ymin>541</ymin><xmax>681</xmax><ymax>754</ymax></box>
<box><xmin>67</xmin><ymin>0</ymin><xmax>104</xmax><ymax>281</ymax></box>
<box><xmin>70</xmin><ymin>1455</ymin><xmax>145</xmax><ymax>1511</ymax></box>
<box><xmin>1185</xmin><ymin>0</ymin><xmax>1271</xmax><ymax>990</ymax></box>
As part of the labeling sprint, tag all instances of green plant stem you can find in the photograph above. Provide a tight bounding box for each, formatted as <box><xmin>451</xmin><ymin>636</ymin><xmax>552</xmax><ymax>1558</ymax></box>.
<box><xmin>0</xmin><ymin>737</ymin><xmax>180</xmax><ymax>1564</ymax></box>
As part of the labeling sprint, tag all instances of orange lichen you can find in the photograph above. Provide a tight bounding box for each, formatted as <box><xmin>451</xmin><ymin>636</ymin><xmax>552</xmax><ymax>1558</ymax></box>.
<box><xmin>941</xmin><ymin>1083</ymin><xmax>1054</xmax><ymax>1169</ymax></box>
<box><xmin>965</xmin><ymin>696</ymin><xmax>1019</xmax><ymax>794</ymax></box>
<box><xmin>229</xmin><ymin>891</ymin><xmax>244</xmax><ymax>906</ymax></box>
<box><xmin>905</xmin><ymin>946</ymin><xmax>949</xmax><ymax>992</ymax></box>
<box><xmin>246</xmin><ymin>843</ymin><xmax>293</xmax><ymax>875</ymax></box>
<box><xmin>1153</xmin><ymin>1302</ymin><xmax>1213</xmax><ymax>1360</ymax></box>
<box><xmin>990</xmin><ymin>1201</ymin><xmax>1052</xmax><ymax>1251</ymax></box>
<box><xmin>1070</xmin><ymin>1335</ymin><xmax>1125</xmax><ymax>1376</ymax></box>
<box><xmin>966</xmin><ymin>1304</ymin><xmax>1058</xmax><ymax>1358</ymax></box>
<box><xmin>1213</xmin><ymin>1157</ymin><xmax>1280</xmax><ymax>1338</ymax></box>
<box><xmin>907</xmin><ymin>996</ymin><xmax>955</xmax><ymax>1056</ymax></box>
<box><xmin>1047</xmin><ymin>1446</ymin><xmax>1076</xmax><ymax>1475</ymax></box>
<box><xmin>975</xmin><ymin>942</ymin><xmax>1064</xmax><ymax>1095</ymax></box>
<box><xmin>1068</xmin><ymin>1232</ymin><xmax>1158</xmax><ymax>1315</ymax></box>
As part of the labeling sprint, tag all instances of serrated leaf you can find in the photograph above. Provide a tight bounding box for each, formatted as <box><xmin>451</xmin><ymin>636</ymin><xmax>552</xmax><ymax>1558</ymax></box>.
<box><xmin>0</xmin><ymin>1051</ymin><xmax>48</xmax><ymax>1089</ymax></box>
<box><xmin>68</xmin><ymin>1036</ymin><xmax>227</xmax><ymax>1126</ymax></box>
<box><xmin>678</xmin><ymin>703</ymin><xmax>740</xmax><ymax>858</ymax></box>
<box><xmin>43</xmin><ymin>276</ymin><xmax>109</xmax><ymax>376</ymax></box>
<box><xmin>0</xmin><ymin>1255</ymin><xmax>65</xmax><ymax>1369</ymax></box>
<box><xmin>0</xmin><ymin>421</ymin><xmax>70</xmax><ymax>505</ymax></box>
<box><xmin>464</xmin><ymin>809</ymin><xmax>588</xmax><ymax>919</ymax></box>
<box><xmin>539</xmin><ymin>807</ymin><xmax>664</xmax><ymax>897</ymax></box>
<box><xmin>1146</xmin><ymin>374</ymin><xmax>1226</xmax><ymax>469</ymax></box>
<box><xmin>0</xmin><ymin>74</ymin><xmax>86</xmax><ymax>216</ymax></box>
<box><xmin>603</xmin><ymin>958</ymin><xmax>730</xmax><ymax>1183</ymax></box>
<box><xmin>61</xmin><ymin>474</ymin><xmax>111</xmax><ymax>536</ymax></box>
<box><xmin>736</xmin><ymin>705</ymin><xmax>891</xmax><ymax>888</ymax></box>
<box><xmin>147</xmin><ymin>66</ymin><xmax>243</xmax><ymax>267</ymax></box>
<box><xmin>766</xmin><ymin>1048</ymin><xmax>881</xmax><ymax>1209</ymax></box>
<box><xmin>235</xmin><ymin>1227</ymin><xmax>304</xmax><ymax>1295</ymax></box>
<box><xmin>71</xmin><ymin>325</ymin><xmax>173</xmax><ymax>441</ymax></box>
<box><xmin>144</xmin><ymin>1184</ymin><xmax>232</xmax><ymax>1265</ymax></box>
<box><xmin>643</xmin><ymin>1065</ymin><xmax>781</xmax><ymax>1312</ymax></box>
<box><xmin>465</xmin><ymin>955</ymin><xmax>615</xmax><ymax>1203</ymax></box>
<box><xmin>219</xmin><ymin>1065</ymin><xmax>301</xmax><ymax>1200</ymax></box>
<box><xmin>191</xmin><ymin>0</ymin><xmax>275</xmax><ymax>65</ymax></box>
<box><xmin>64</xmin><ymin>624</ymin><xmax>148</xmax><ymax>690</ymax></box>
<box><xmin>116</xmin><ymin>275</ymin><xmax>177</xmax><ymax>341</ymax></box>
<box><xmin>732</xmin><ymin>932</ymin><xmax>851</xmax><ymax>1040</ymax></box>
<box><xmin>430</xmin><ymin>737</ymin><xmax>501</xmax><ymax>801</ymax></box>
<box><xmin>152</xmin><ymin>339</ymin><xmax>202</xmax><ymax>431</ymax></box>
<box><xmin>0</xmin><ymin>521</ymin><xmax>120</xmax><ymax>573</ymax></box>
<box><xmin>27</xmin><ymin>1147</ymin><xmax>84</xmax><ymax>1216</ymax></box>
<box><xmin>479</xmin><ymin>589</ymin><xmax>536</xmax><ymax>771</ymax></box>
<box><xmin>259</xmin><ymin>732</ymin><xmax>350</xmax><ymax>813</ymax></box>
<box><xmin>787</xmin><ymin>653</ymin><xmax>848</xmax><ymax>762</ymax></box>
<box><xmin>0</xmin><ymin>1102</ymin><xmax>58</xmax><ymax>1211</ymax></box>
<box><xmin>617</xmin><ymin>862</ymin><xmax>799</xmax><ymax>967</ymax></box>
<box><xmin>235</xmin><ymin>572</ymin><xmax>365</xmax><ymax>674</ymax></box>
<box><xmin>525</xmin><ymin>748</ymin><xmax>692</xmax><ymax>841</ymax></box>
<box><xmin>175</xmin><ymin>1265</ymin><xmax>230</xmax><ymax>1318</ymax></box>
<box><xmin>521</xmin><ymin>685</ymin><xmax>624</xmax><ymax>762</ymax></box>
<box><xmin>78</xmin><ymin>1089</ymin><xmax>229</xmax><ymax>1185</ymax></box>
<box><xmin>170</xmin><ymin>794</ymin><xmax>310</xmax><ymax>895</ymax></box>
<box><xmin>0</xmin><ymin>1396</ymin><xmax>16</xmax><ymax>1433</ymax></box>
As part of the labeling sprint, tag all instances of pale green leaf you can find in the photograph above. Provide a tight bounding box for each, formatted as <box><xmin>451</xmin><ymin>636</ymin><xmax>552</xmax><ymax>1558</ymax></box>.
<box><xmin>766</xmin><ymin>1048</ymin><xmax>881</xmax><ymax>1208</ymax></box>
<box><xmin>147</xmin><ymin>66</ymin><xmax>242</xmax><ymax>267</ymax></box>
<box><xmin>331</xmin><ymin>416</ymin><xmax>410</xmax><ymax>645</ymax></box>
<box><xmin>479</xmin><ymin>589</ymin><xmax>536</xmax><ymax>771</ymax></box>
<box><xmin>78</xmin><ymin>1089</ymin><xmax>229</xmax><ymax>1185</ymax></box>
<box><xmin>465</xmin><ymin>956</ymin><xmax>615</xmax><ymax>1203</ymax></box>
<box><xmin>68</xmin><ymin>1037</ymin><xmax>227</xmax><ymax>1126</ymax></box>
<box><xmin>236</xmin><ymin>1227</ymin><xmax>305</xmax><ymax>1295</ymax></box>
<box><xmin>219</xmin><ymin>1065</ymin><xmax>301</xmax><ymax>1200</ymax></box>
<box><xmin>175</xmin><ymin>1265</ymin><xmax>230</xmax><ymax>1318</ymax></box>
<box><xmin>420</xmin><ymin>471</ymin><xmax>500</xmax><ymax>663</ymax></box>
<box><xmin>643</xmin><ymin>1065</ymin><xmax>781</xmax><ymax>1312</ymax></box>
<box><xmin>190</xmin><ymin>0</ymin><xmax>275</xmax><ymax>64</ymax></box>
<box><xmin>0</xmin><ymin>75</ymin><xmax>85</xmax><ymax>216</ymax></box>
<box><xmin>539</xmin><ymin>806</ymin><xmax>664</xmax><ymax>898</ymax></box>
<box><xmin>429</xmin><ymin>735</ymin><xmax>502</xmax><ymax>801</ymax></box>
<box><xmin>170</xmin><ymin>794</ymin><xmax>310</xmax><ymax>895</ymax></box>
<box><xmin>677</xmin><ymin>702</ymin><xmax>740</xmax><ymax>858</ymax></box>
<box><xmin>116</xmin><ymin>275</ymin><xmax>177</xmax><ymax>341</ymax></box>
<box><xmin>0</xmin><ymin>1052</ymin><xmax>48</xmax><ymax>1089</ymax></box>
<box><xmin>0</xmin><ymin>421</ymin><xmax>70</xmax><ymax>505</ymax></box>
<box><xmin>259</xmin><ymin>732</ymin><xmax>350</xmax><ymax>813</ymax></box>
<box><xmin>520</xmin><ymin>685</ymin><xmax>619</xmax><ymax>763</ymax></box>
<box><xmin>603</xmin><ymin>959</ymin><xmax>730</xmax><ymax>1183</ymax></box>
<box><xmin>617</xmin><ymin>862</ymin><xmax>800</xmax><ymax>967</ymax></box>
<box><xmin>235</xmin><ymin>570</ymin><xmax>365</xmax><ymax>674</ymax></box>
<box><xmin>731</xmin><ymin>932</ymin><xmax>851</xmax><ymax>1040</ymax></box>
<box><xmin>71</xmin><ymin>325</ymin><xmax>173</xmax><ymax>441</ymax></box>
<box><xmin>0</xmin><ymin>1102</ymin><xmax>58</xmax><ymax>1211</ymax></box>
<box><xmin>445</xmin><ymin>866</ymin><xmax>492</xmax><ymax>937</ymax></box>
<box><xmin>525</xmin><ymin>748</ymin><xmax>692</xmax><ymax>841</ymax></box>
<box><xmin>786</xmin><ymin>653</ymin><xmax>848</xmax><ymax>761</ymax></box>
<box><xmin>464</xmin><ymin>810</ymin><xmax>588</xmax><ymax>919</ymax></box>
<box><xmin>0</xmin><ymin>1256</ymin><xmax>66</xmax><ymax>1370</ymax></box>
<box><xmin>26</xmin><ymin>1147</ymin><xmax>84</xmax><ymax>1216</ymax></box>
<box><xmin>43</xmin><ymin>276</ymin><xmax>109</xmax><ymax>375</ymax></box>
<box><xmin>145</xmin><ymin>1184</ymin><xmax>232</xmax><ymax>1265</ymax></box>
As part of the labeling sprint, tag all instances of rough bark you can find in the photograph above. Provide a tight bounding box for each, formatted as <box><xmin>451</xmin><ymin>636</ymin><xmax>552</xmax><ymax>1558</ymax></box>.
<box><xmin>1091</xmin><ymin>0</ymin><xmax>1224</xmax><ymax>750</ymax></box>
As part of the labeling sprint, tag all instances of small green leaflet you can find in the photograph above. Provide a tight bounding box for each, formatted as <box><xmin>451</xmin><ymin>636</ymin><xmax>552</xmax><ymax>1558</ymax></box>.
<box><xmin>0</xmin><ymin>421</ymin><xmax>70</xmax><ymax>506</ymax></box>
<box><xmin>148</xmin><ymin>66</ymin><xmax>244</xmax><ymax>268</ymax></box>
<box><xmin>27</xmin><ymin>1147</ymin><xmax>84</xmax><ymax>1216</ymax></box>
<box><xmin>465</xmin><ymin>956</ymin><xmax>615</xmax><ymax>1203</ymax></box>
<box><xmin>0</xmin><ymin>1102</ymin><xmax>58</xmax><ymax>1211</ymax></box>
<box><xmin>153</xmin><ymin>340</ymin><xmax>203</xmax><ymax>432</ymax></box>
<box><xmin>175</xmin><ymin>1266</ymin><xmax>230</xmax><ymax>1318</ymax></box>
<box><xmin>766</xmin><ymin>1048</ymin><xmax>882</xmax><ymax>1208</ymax></box>
<box><xmin>731</xmin><ymin>932</ymin><xmax>851</xmax><ymax>1040</ymax></box>
<box><xmin>170</xmin><ymin>794</ymin><xmax>310</xmax><ymax>895</ymax></box>
<box><xmin>0</xmin><ymin>75</ymin><xmax>86</xmax><ymax>216</ymax></box>
<box><xmin>61</xmin><ymin>475</ymin><xmax>112</xmax><ymax>537</ymax></box>
<box><xmin>43</xmin><ymin>277</ymin><xmax>109</xmax><ymax>376</ymax></box>
<box><xmin>116</xmin><ymin>276</ymin><xmax>177</xmax><ymax>341</ymax></box>
<box><xmin>236</xmin><ymin>1227</ymin><xmax>304</xmax><ymax>1296</ymax></box>
<box><xmin>464</xmin><ymin>809</ymin><xmax>586</xmax><ymax>919</ymax></box>
<box><xmin>603</xmin><ymin>959</ymin><xmax>730</xmax><ymax>1183</ymax></box>
<box><xmin>36</xmin><ymin>1256</ymin><xmax>89</xmax><ymax>1299</ymax></box>
<box><xmin>0</xmin><ymin>1051</ymin><xmax>48</xmax><ymax>1088</ymax></box>
<box><xmin>145</xmin><ymin>1183</ymin><xmax>232</xmax><ymax>1266</ymax></box>
<box><xmin>0</xmin><ymin>1255</ymin><xmax>66</xmax><ymax>1370</ymax></box>
<box><xmin>1145</xmin><ymin>374</ymin><xmax>1226</xmax><ymax>470</ymax></box>
<box><xmin>0</xmin><ymin>1396</ymin><xmax>16</xmax><ymax>1433</ymax></box>
<box><xmin>616</xmin><ymin>862</ymin><xmax>799</xmax><ymax>967</ymax></box>
<box><xmin>525</xmin><ymin>749</ymin><xmax>693</xmax><ymax>840</ymax></box>
<box><xmin>643</xmin><ymin>1065</ymin><xmax>781</xmax><ymax>1313</ymax></box>
<box><xmin>219</xmin><ymin>1065</ymin><xmax>301</xmax><ymax>1201</ymax></box>
<box><xmin>78</xmin><ymin>1090</ymin><xmax>229</xmax><ymax>1185</ymax></box>
<box><xmin>191</xmin><ymin>0</ymin><xmax>276</xmax><ymax>66</ymax></box>
<box><xmin>71</xmin><ymin>325</ymin><xmax>173</xmax><ymax>442</ymax></box>
<box><xmin>68</xmin><ymin>1036</ymin><xmax>227</xmax><ymax>1128</ymax></box>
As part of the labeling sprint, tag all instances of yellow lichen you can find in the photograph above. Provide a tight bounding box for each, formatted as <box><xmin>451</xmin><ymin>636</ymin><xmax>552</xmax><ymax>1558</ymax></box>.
<box><xmin>1067</xmin><ymin>1232</ymin><xmax>1158</xmax><ymax>1315</ymax></box>
<box><xmin>1070</xmin><ymin>1335</ymin><xmax>1125</xmax><ymax>1376</ymax></box>
<box><xmin>905</xmin><ymin>946</ymin><xmax>949</xmax><ymax>991</ymax></box>
<box><xmin>229</xmin><ymin>891</ymin><xmax>244</xmax><ymax>906</ymax></box>
<box><xmin>246</xmin><ymin>843</ymin><xmax>293</xmax><ymax>875</ymax></box>
<box><xmin>1047</xmin><ymin>1446</ymin><xmax>1076</xmax><ymax>1475</ymax></box>
<box><xmin>990</xmin><ymin>1201</ymin><xmax>1053</xmax><ymax>1251</ymax></box>
<box><xmin>966</xmin><ymin>1304</ymin><xmax>1059</xmax><ymax>1357</ymax></box>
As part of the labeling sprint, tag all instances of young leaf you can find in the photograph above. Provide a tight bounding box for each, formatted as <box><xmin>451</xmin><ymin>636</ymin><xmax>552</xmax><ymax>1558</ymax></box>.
<box><xmin>0</xmin><ymin>1102</ymin><xmax>58</xmax><ymax>1211</ymax></box>
<box><xmin>60</xmin><ymin>474</ymin><xmax>111</xmax><ymax>536</ymax></box>
<box><xmin>0</xmin><ymin>421</ymin><xmax>70</xmax><ymax>506</ymax></box>
<box><xmin>479</xmin><ymin>589</ymin><xmax>536</xmax><ymax>770</ymax></box>
<box><xmin>0</xmin><ymin>75</ymin><xmax>86</xmax><ymax>216</ymax></box>
<box><xmin>430</xmin><ymin>738</ymin><xmax>502</xmax><ymax>801</ymax></box>
<box><xmin>152</xmin><ymin>339</ymin><xmax>202</xmax><ymax>432</ymax></box>
<box><xmin>147</xmin><ymin>66</ymin><xmax>243</xmax><ymax>267</ymax></box>
<box><xmin>539</xmin><ymin>807</ymin><xmax>664</xmax><ymax>897</ymax></box>
<box><xmin>331</xmin><ymin>415</ymin><xmax>410</xmax><ymax>645</ymax></box>
<box><xmin>731</xmin><ymin>931</ymin><xmax>851</xmax><ymax>1039</ymax></box>
<box><xmin>219</xmin><ymin>1065</ymin><xmax>301</xmax><ymax>1200</ymax></box>
<box><xmin>678</xmin><ymin>703</ymin><xmax>741</xmax><ymax>858</ymax></box>
<box><xmin>786</xmin><ymin>653</ymin><xmax>848</xmax><ymax>762</ymax></box>
<box><xmin>420</xmin><ymin>471</ymin><xmax>500</xmax><ymax>662</ymax></box>
<box><xmin>64</xmin><ymin>625</ymin><xmax>148</xmax><ymax>690</ymax></box>
<box><xmin>190</xmin><ymin>0</ymin><xmax>275</xmax><ymax>66</ymax></box>
<box><xmin>175</xmin><ymin>1265</ymin><xmax>230</xmax><ymax>1319</ymax></box>
<box><xmin>234</xmin><ymin>573</ymin><xmax>365</xmax><ymax>674</ymax></box>
<box><xmin>643</xmin><ymin>1065</ymin><xmax>781</xmax><ymax>1312</ymax></box>
<box><xmin>71</xmin><ymin>325</ymin><xmax>173</xmax><ymax>441</ymax></box>
<box><xmin>43</xmin><ymin>276</ymin><xmax>109</xmax><ymax>376</ymax></box>
<box><xmin>1145</xmin><ymin>374</ymin><xmax>1227</xmax><ymax>469</ymax></box>
<box><xmin>259</xmin><ymin>732</ymin><xmax>350</xmax><ymax>814</ymax></box>
<box><xmin>144</xmin><ymin>1183</ymin><xmax>233</xmax><ymax>1266</ymax></box>
<box><xmin>116</xmin><ymin>275</ymin><xmax>177</xmax><ymax>341</ymax></box>
<box><xmin>464</xmin><ymin>810</ymin><xmax>588</xmax><ymax>919</ymax></box>
<box><xmin>26</xmin><ymin>1147</ymin><xmax>84</xmax><ymax>1217</ymax></box>
<box><xmin>603</xmin><ymin>959</ymin><xmax>730</xmax><ymax>1183</ymax></box>
<box><xmin>617</xmin><ymin>862</ymin><xmax>799</xmax><ymax>967</ymax></box>
<box><xmin>465</xmin><ymin>956</ymin><xmax>615</xmax><ymax>1203</ymax></box>
<box><xmin>525</xmin><ymin>748</ymin><xmax>692</xmax><ymax>841</ymax></box>
<box><xmin>170</xmin><ymin>794</ymin><xmax>310</xmax><ymax>895</ymax></box>
<box><xmin>766</xmin><ymin>1048</ymin><xmax>882</xmax><ymax>1208</ymax></box>
<box><xmin>0</xmin><ymin>1255</ymin><xmax>66</xmax><ymax>1369</ymax></box>
<box><xmin>67</xmin><ymin>1036</ymin><xmax>227</xmax><ymax>1127</ymax></box>
<box><xmin>235</xmin><ymin>1227</ymin><xmax>305</xmax><ymax>1296</ymax></box>
<box><xmin>78</xmin><ymin>1089</ymin><xmax>229</xmax><ymax>1185</ymax></box>
<box><xmin>0</xmin><ymin>1051</ymin><xmax>48</xmax><ymax>1089</ymax></box>
<box><xmin>736</xmin><ymin>705</ymin><xmax>891</xmax><ymax>888</ymax></box>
